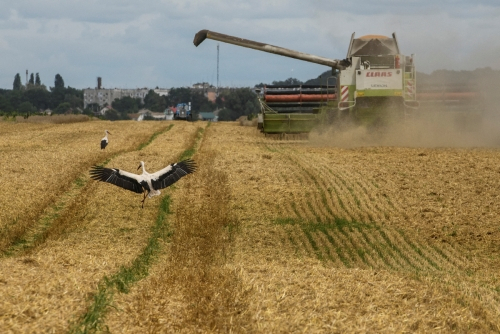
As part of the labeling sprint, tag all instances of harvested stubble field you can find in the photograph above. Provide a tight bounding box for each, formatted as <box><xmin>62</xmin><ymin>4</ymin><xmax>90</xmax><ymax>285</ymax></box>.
<box><xmin>1</xmin><ymin>119</ymin><xmax>500</xmax><ymax>333</ymax></box>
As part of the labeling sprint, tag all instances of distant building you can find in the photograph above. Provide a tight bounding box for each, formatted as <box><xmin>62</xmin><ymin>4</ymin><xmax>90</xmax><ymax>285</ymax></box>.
<box><xmin>154</xmin><ymin>88</ymin><xmax>169</xmax><ymax>97</ymax></box>
<box><xmin>84</xmin><ymin>82</ymin><xmax>221</xmax><ymax>110</ymax></box>
<box><xmin>83</xmin><ymin>88</ymin><xmax>149</xmax><ymax>108</ymax></box>
<box><xmin>206</xmin><ymin>88</ymin><xmax>217</xmax><ymax>103</ymax></box>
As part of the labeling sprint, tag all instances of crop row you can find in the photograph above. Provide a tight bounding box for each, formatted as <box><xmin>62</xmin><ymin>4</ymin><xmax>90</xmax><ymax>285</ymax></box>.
<box><xmin>266</xmin><ymin>143</ymin><xmax>465</xmax><ymax>273</ymax></box>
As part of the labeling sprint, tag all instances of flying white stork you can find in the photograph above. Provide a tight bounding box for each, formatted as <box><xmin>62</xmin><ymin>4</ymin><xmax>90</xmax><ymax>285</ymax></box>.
<box><xmin>101</xmin><ymin>130</ymin><xmax>111</xmax><ymax>150</ymax></box>
<box><xmin>89</xmin><ymin>159</ymin><xmax>196</xmax><ymax>207</ymax></box>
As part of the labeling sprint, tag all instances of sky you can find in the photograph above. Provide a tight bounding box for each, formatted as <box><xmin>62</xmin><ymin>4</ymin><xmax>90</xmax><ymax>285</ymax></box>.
<box><xmin>1</xmin><ymin>0</ymin><xmax>499</xmax><ymax>90</ymax></box>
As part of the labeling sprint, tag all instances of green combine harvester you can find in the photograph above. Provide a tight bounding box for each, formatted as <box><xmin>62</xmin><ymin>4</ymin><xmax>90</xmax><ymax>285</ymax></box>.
<box><xmin>193</xmin><ymin>30</ymin><xmax>418</xmax><ymax>134</ymax></box>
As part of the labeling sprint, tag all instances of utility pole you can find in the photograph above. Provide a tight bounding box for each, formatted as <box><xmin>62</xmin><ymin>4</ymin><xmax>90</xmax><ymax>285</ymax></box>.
<box><xmin>217</xmin><ymin>43</ymin><xmax>219</xmax><ymax>96</ymax></box>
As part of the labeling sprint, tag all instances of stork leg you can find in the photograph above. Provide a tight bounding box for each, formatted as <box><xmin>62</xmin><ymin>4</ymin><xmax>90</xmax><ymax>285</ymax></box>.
<box><xmin>141</xmin><ymin>191</ymin><xmax>147</xmax><ymax>208</ymax></box>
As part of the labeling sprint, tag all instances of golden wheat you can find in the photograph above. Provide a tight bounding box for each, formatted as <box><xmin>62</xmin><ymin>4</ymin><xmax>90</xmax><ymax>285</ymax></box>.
<box><xmin>2</xmin><ymin>121</ymin><xmax>500</xmax><ymax>332</ymax></box>
<box><xmin>0</xmin><ymin>121</ymin><xmax>200</xmax><ymax>332</ymax></box>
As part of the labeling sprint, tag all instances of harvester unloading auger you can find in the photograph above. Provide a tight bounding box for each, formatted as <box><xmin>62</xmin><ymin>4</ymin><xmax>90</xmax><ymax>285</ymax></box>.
<box><xmin>194</xmin><ymin>29</ymin><xmax>419</xmax><ymax>134</ymax></box>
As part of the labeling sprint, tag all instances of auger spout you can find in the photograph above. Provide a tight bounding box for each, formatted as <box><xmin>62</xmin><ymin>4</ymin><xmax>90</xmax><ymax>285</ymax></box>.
<box><xmin>194</xmin><ymin>29</ymin><xmax>350</xmax><ymax>70</ymax></box>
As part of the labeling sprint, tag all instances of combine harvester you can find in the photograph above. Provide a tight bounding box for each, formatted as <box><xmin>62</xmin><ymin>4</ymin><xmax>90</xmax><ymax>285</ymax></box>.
<box><xmin>193</xmin><ymin>29</ymin><xmax>420</xmax><ymax>134</ymax></box>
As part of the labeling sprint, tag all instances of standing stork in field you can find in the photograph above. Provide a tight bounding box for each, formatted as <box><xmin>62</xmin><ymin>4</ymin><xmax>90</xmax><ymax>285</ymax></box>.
<box><xmin>101</xmin><ymin>130</ymin><xmax>111</xmax><ymax>150</ymax></box>
<box><xmin>89</xmin><ymin>159</ymin><xmax>196</xmax><ymax>207</ymax></box>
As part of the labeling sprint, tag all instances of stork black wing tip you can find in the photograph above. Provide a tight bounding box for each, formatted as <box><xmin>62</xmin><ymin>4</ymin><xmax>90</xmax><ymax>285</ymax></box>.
<box><xmin>89</xmin><ymin>165</ymin><xmax>107</xmax><ymax>179</ymax></box>
<box><xmin>180</xmin><ymin>159</ymin><xmax>197</xmax><ymax>173</ymax></box>
<box><xmin>89</xmin><ymin>165</ymin><xmax>104</xmax><ymax>171</ymax></box>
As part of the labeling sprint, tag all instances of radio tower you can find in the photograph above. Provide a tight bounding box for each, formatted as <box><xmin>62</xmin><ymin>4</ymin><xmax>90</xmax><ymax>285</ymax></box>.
<box><xmin>217</xmin><ymin>43</ymin><xmax>219</xmax><ymax>96</ymax></box>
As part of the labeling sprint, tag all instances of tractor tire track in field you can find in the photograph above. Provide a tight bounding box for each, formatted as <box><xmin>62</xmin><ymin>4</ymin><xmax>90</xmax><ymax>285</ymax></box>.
<box><xmin>266</xmin><ymin>143</ymin><xmax>466</xmax><ymax>274</ymax></box>
<box><xmin>2</xmin><ymin>124</ymin><xmax>175</xmax><ymax>257</ymax></box>
<box><xmin>70</xmin><ymin>124</ymin><xmax>206</xmax><ymax>334</ymax></box>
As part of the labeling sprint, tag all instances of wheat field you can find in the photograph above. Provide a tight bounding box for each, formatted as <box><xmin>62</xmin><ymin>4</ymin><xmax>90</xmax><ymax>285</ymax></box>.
<box><xmin>1</xmin><ymin>119</ymin><xmax>499</xmax><ymax>333</ymax></box>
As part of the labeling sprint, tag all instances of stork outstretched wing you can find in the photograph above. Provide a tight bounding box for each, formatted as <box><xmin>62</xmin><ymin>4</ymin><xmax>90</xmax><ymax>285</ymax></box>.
<box><xmin>90</xmin><ymin>166</ymin><xmax>144</xmax><ymax>193</ymax></box>
<box><xmin>151</xmin><ymin>159</ymin><xmax>197</xmax><ymax>190</ymax></box>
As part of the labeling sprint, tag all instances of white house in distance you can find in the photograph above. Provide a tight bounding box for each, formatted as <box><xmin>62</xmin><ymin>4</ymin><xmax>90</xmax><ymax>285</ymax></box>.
<box><xmin>154</xmin><ymin>88</ymin><xmax>169</xmax><ymax>97</ymax></box>
<box><xmin>133</xmin><ymin>109</ymin><xmax>173</xmax><ymax>121</ymax></box>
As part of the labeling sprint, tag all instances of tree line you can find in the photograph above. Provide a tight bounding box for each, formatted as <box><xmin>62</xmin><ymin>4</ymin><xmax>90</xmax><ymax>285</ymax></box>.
<box><xmin>102</xmin><ymin>85</ymin><xmax>260</xmax><ymax>121</ymax></box>
<box><xmin>255</xmin><ymin>70</ymin><xmax>337</xmax><ymax>87</ymax></box>
<box><xmin>3</xmin><ymin>67</ymin><xmax>498</xmax><ymax>119</ymax></box>
<box><xmin>0</xmin><ymin>74</ymin><xmax>262</xmax><ymax>121</ymax></box>
<box><xmin>1</xmin><ymin>73</ymin><xmax>83</xmax><ymax>117</ymax></box>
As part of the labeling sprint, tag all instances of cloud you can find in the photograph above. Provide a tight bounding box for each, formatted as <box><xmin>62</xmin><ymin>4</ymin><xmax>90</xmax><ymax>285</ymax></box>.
<box><xmin>0</xmin><ymin>1</ymin><xmax>499</xmax><ymax>89</ymax></box>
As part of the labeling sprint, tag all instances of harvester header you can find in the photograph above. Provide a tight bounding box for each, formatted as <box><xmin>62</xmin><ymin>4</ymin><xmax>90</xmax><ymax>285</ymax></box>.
<box><xmin>194</xmin><ymin>29</ymin><xmax>351</xmax><ymax>70</ymax></box>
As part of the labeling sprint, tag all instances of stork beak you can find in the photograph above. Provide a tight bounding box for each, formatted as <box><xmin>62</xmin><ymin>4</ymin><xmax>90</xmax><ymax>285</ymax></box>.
<box><xmin>137</xmin><ymin>164</ymin><xmax>142</xmax><ymax>170</ymax></box>
<box><xmin>107</xmin><ymin>131</ymin><xmax>111</xmax><ymax>135</ymax></box>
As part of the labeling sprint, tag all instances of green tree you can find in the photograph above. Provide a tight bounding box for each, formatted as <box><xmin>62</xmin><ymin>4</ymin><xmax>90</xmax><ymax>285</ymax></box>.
<box><xmin>111</xmin><ymin>96</ymin><xmax>140</xmax><ymax>113</ymax></box>
<box><xmin>104</xmin><ymin>108</ymin><xmax>121</xmax><ymax>121</ymax></box>
<box><xmin>304</xmin><ymin>70</ymin><xmax>336</xmax><ymax>86</ymax></box>
<box><xmin>49</xmin><ymin>87</ymin><xmax>65</xmax><ymax>109</ymax></box>
<box><xmin>54</xmin><ymin>74</ymin><xmax>64</xmax><ymax>89</ymax></box>
<box><xmin>82</xmin><ymin>107</ymin><xmax>95</xmax><ymax>116</ymax></box>
<box><xmin>217</xmin><ymin>108</ymin><xmax>232</xmax><ymax>121</ymax></box>
<box><xmin>64</xmin><ymin>86</ymin><xmax>83</xmax><ymax>98</ymax></box>
<box><xmin>271</xmin><ymin>77</ymin><xmax>303</xmax><ymax>86</ymax></box>
<box><xmin>19</xmin><ymin>101</ymin><xmax>35</xmax><ymax>114</ymax></box>
<box><xmin>48</xmin><ymin>83</ymin><xmax>79</xmax><ymax>110</ymax></box>
<box><xmin>255</xmin><ymin>70</ymin><xmax>336</xmax><ymax>87</ymax></box>
<box><xmin>165</xmin><ymin>87</ymin><xmax>191</xmax><ymax>106</ymax></box>
<box><xmin>0</xmin><ymin>95</ymin><xmax>13</xmax><ymax>112</ymax></box>
<box><xmin>103</xmin><ymin>108</ymin><xmax>129</xmax><ymax>121</ymax></box>
<box><xmin>144</xmin><ymin>89</ymin><xmax>166</xmax><ymax>112</ymax></box>
<box><xmin>29</xmin><ymin>73</ymin><xmax>34</xmax><ymax>85</ymax></box>
<box><xmin>191</xmin><ymin>90</ymin><xmax>215</xmax><ymax>119</ymax></box>
<box><xmin>53</xmin><ymin>102</ymin><xmax>71</xmax><ymax>114</ymax></box>
<box><xmin>64</xmin><ymin>94</ymin><xmax>83</xmax><ymax>109</ymax></box>
<box><xmin>8</xmin><ymin>90</ymin><xmax>24</xmax><ymax>110</ymax></box>
<box><xmin>13</xmin><ymin>73</ymin><xmax>22</xmax><ymax>90</ymax></box>
<box><xmin>35</xmin><ymin>73</ymin><xmax>41</xmax><ymax>85</ymax></box>
<box><xmin>24</xmin><ymin>86</ymin><xmax>51</xmax><ymax>110</ymax></box>
<box><xmin>217</xmin><ymin>107</ymin><xmax>247</xmax><ymax>121</ymax></box>
<box><xmin>216</xmin><ymin>88</ymin><xmax>259</xmax><ymax>121</ymax></box>
<box><xmin>244</xmin><ymin>100</ymin><xmax>258</xmax><ymax>115</ymax></box>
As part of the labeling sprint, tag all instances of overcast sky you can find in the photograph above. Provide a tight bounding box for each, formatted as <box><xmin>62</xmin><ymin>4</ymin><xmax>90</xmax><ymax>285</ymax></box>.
<box><xmin>1</xmin><ymin>0</ymin><xmax>499</xmax><ymax>90</ymax></box>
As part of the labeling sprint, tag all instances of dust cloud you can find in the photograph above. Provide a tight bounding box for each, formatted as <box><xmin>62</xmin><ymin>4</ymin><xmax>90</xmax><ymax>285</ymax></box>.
<box><xmin>310</xmin><ymin>110</ymin><xmax>500</xmax><ymax>148</ymax></box>
<box><xmin>309</xmin><ymin>75</ymin><xmax>500</xmax><ymax>149</ymax></box>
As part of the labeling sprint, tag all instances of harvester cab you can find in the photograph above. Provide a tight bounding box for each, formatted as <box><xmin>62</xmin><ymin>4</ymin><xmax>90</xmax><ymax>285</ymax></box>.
<box><xmin>339</xmin><ymin>32</ymin><xmax>418</xmax><ymax>116</ymax></box>
<box><xmin>193</xmin><ymin>29</ymin><xmax>418</xmax><ymax>133</ymax></box>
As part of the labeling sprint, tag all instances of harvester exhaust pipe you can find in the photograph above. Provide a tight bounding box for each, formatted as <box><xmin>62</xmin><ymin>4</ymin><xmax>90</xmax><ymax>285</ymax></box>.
<box><xmin>194</xmin><ymin>29</ymin><xmax>350</xmax><ymax>70</ymax></box>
